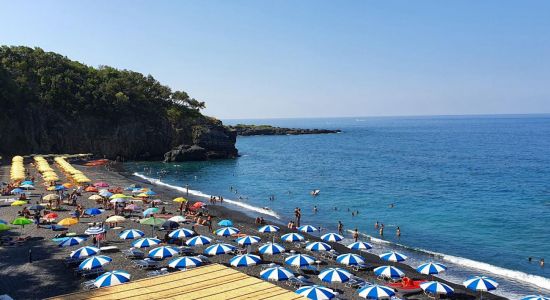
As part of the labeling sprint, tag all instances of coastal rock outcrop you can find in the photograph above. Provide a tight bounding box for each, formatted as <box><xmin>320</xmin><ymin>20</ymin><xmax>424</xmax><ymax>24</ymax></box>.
<box><xmin>163</xmin><ymin>125</ymin><xmax>238</xmax><ymax>162</ymax></box>
<box><xmin>228</xmin><ymin>124</ymin><xmax>341</xmax><ymax>136</ymax></box>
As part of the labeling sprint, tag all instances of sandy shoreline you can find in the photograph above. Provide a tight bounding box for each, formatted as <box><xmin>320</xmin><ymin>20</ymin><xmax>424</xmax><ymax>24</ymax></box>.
<box><xmin>0</xmin><ymin>160</ymin><xmax>503</xmax><ymax>300</ymax></box>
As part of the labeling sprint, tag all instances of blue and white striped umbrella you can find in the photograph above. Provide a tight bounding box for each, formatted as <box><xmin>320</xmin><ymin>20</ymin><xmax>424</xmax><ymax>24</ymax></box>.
<box><xmin>169</xmin><ymin>228</ymin><xmax>195</xmax><ymax>239</ymax></box>
<box><xmin>358</xmin><ymin>284</ymin><xmax>396</xmax><ymax>299</ymax></box>
<box><xmin>148</xmin><ymin>246</ymin><xmax>178</xmax><ymax>259</ymax></box>
<box><xmin>336</xmin><ymin>253</ymin><xmax>365</xmax><ymax>266</ymax></box>
<box><xmin>70</xmin><ymin>246</ymin><xmax>100</xmax><ymax>259</ymax></box>
<box><xmin>204</xmin><ymin>243</ymin><xmax>236</xmax><ymax>255</ymax></box>
<box><xmin>168</xmin><ymin>256</ymin><xmax>202</xmax><ymax>269</ymax></box>
<box><xmin>318</xmin><ymin>268</ymin><xmax>352</xmax><ymax>283</ymax></box>
<box><xmin>258</xmin><ymin>242</ymin><xmax>285</xmax><ymax>255</ymax></box>
<box><xmin>285</xmin><ymin>254</ymin><xmax>316</xmax><ymax>267</ymax></box>
<box><xmin>522</xmin><ymin>295</ymin><xmax>550</xmax><ymax>300</ymax></box>
<box><xmin>298</xmin><ymin>225</ymin><xmax>318</xmax><ymax>233</ymax></box>
<box><xmin>321</xmin><ymin>233</ymin><xmax>344</xmax><ymax>242</ymax></box>
<box><xmin>215</xmin><ymin>227</ymin><xmax>240</xmax><ymax>237</ymax></box>
<box><xmin>58</xmin><ymin>237</ymin><xmax>85</xmax><ymax>247</ymax></box>
<box><xmin>218</xmin><ymin>219</ymin><xmax>233</xmax><ymax>227</ymax></box>
<box><xmin>132</xmin><ymin>238</ymin><xmax>161</xmax><ymax>248</ymax></box>
<box><xmin>79</xmin><ymin>255</ymin><xmax>112</xmax><ymax>270</ymax></box>
<box><xmin>260</xmin><ymin>266</ymin><xmax>295</xmax><ymax>281</ymax></box>
<box><xmin>85</xmin><ymin>226</ymin><xmax>106</xmax><ymax>235</ymax></box>
<box><xmin>186</xmin><ymin>235</ymin><xmax>212</xmax><ymax>246</ymax></box>
<box><xmin>379</xmin><ymin>251</ymin><xmax>407</xmax><ymax>262</ymax></box>
<box><xmin>258</xmin><ymin>225</ymin><xmax>280</xmax><ymax>233</ymax></box>
<box><xmin>347</xmin><ymin>241</ymin><xmax>372</xmax><ymax>251</ymax></box>
<box><xmin>236</xmin><ymin>235</ymin><xmax>261</xmax><ymax>246</ymax></box>
<box><xmin>119</xmin><ymin>229</ymin><xmax>144</xmax><ymax>240</ymax></box>
<box><xmin>94</xmin><ymin>270</ymin><xmax>131</xmax><ymax>288</ymax></box>
<box><xmin>296</xmin><ymin>285</ymin><xmax>336</xmax><ymax>300</ymax></box>
<box><xmin>281</xmin><ymin>233</ymin><xmax>305</xmax><ymax>242</ymax></box>
<box><xmin>306</xmin><ymin>242</ymin><xmax>332</xmax><ymax>252</ymax></box>
<box><xmin>373</xmin><ymin>266</ymin><xmax>405</xmax><ymax>279</ymax></box>
<box><xmin>230</xmin><ymin>254</ymin><xmax>262</xmax><ymax>267</ymax></box>
<box><xmin>420</xmin><ymin>281</ymin><xmax>454</xmax><ymax>295</ymax></box>
<box><xmin>463</xmin><ymin>276</ymin><xmax>498</xmax><ymax>292</ymax></box>
<box><xmin>416</xmin><ymin>262</ymin><xmax>448</xmax><ymax>275</ymax></box>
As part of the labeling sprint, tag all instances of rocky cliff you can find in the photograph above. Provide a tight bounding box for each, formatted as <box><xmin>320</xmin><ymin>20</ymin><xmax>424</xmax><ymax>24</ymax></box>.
<box><xmin>228</xmin><ymin>124</ymin><xmax>341</xmax><ymax>136</ymax></box>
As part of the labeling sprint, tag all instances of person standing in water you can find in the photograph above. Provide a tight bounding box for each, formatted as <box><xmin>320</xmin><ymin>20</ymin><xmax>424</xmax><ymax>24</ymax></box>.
<box><xmin>337</xmin><ymin>221</ymin><xmax>344</xmax><ymax>235</ymax></box>
<box><xmin>353</xmin><ymin>228</ymin><xmax>359</xmax><ymax>242</ymax></box>
<box><xmin>375</xmin><ymin>221</ymin><xmax>379</xmax><ymax>229</ymax></box>
<box><xmin>379</xmin><ymin>223</ymin><xmax>384</xmax><ymax>236</ymax></box>
<box><xmin>396</xmin><ymin>226</ymin><xmax>401</xmax><ymax>237</ymax></box>
<box><xmin>313</xmin><ymin>206</ymin><xmax>318</xmax><ymax>214</ymax></box>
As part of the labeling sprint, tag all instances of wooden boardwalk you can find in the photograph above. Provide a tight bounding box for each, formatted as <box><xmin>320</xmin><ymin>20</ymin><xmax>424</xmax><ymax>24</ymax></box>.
<box><xmin>48</xmin><ymin>264</ymin><xmax>302</xmax><ymax>300</ymax></box>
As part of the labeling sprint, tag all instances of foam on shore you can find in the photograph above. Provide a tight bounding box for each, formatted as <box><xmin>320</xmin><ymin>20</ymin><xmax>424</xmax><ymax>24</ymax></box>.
<box><xmin>132</xmin><ymin>172</ymin><xmax>281</xmax><ymax>219</ymax></box>
<box><xmin>347</xmin><ymin>229</ymin><xmax>550</xmax><ymax>292</ymax></box>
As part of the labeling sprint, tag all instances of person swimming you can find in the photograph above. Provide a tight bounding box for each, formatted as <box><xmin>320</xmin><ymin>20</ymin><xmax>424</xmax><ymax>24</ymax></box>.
<box><xmin>396</xmin><ymin>226</ymin><xmax>401</xmax><ymax>237</ymax></box>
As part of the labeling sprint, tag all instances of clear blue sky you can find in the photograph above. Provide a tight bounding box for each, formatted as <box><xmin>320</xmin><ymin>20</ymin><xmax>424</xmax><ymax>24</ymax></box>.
<box><xmin>1</xmin><ymin>1</ymin><xmax>549</xmax><ymax>119</ymax></box>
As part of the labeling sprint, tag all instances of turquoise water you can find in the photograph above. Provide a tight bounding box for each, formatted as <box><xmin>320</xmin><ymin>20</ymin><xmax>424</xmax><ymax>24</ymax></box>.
<box><xmin>126</xmin><ymin>115</ymin><xmax>550</xmax><ymax>297</ymax></box>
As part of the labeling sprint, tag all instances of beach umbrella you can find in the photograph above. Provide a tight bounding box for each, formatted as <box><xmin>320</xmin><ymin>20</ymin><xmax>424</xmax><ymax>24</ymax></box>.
<box><xmin>298</xmin><ymin>225</ymin><xmax>318</xmax><ymax>233</ymax></box>
<box><xmin>110</xmin><ymin>198</ymin><xmax>128</xmax><ymax>204</ymax></box>
<box><xmin>186</xmin><ymin>235</ymin><xmax>212</xmax><ymax>246</ymax></box>
<box><xmin>58</xmin><ymin>237</ymin><xmax>86</xmax><ymax>247</ymax></box>
<box><xmin>137</xmin><ymin>193</ymin><xmax>149</xmax><ymax>198</ymax></box>
<box><xmin>44</xmin><ymin>212</ymin><xmax>58</xmax><ymax>220</ymax></box>
<box><xmin>89</xmin><ymin>195</ymin><xmax>103</xmax><ymax>201</ymax></box>
<box><xmin>99</xmin><ymin>190</ymin><xmax>113</xmax><ymax>198</ymax></box>
<box><xmin>132</xmin><ymin>237</ymin><xmax>161</xmax><ymax>248</ymax></box>
<box><xmin>94</xmin><ymin>270</ymin><xmax>131</xmax><ymax>288</ymax></box>
<box><xmin>58</xmin><ymin>218</ymin><xmax>78</xmax><ymax>226</ymax></box>
<box><xmin>53</xmin><ymin>185</ymin><xmax>66</xmax><ymax>191</ymax></box>
<box><xmin>168</xmin><ymin>256</ymin><xmax>202</xmax><ymax>270</ymax></box>
<box><xmin>139</xmin><ymin>217</ymin><xmax>165</xmax><ymax>226</ymax></box>
<box><xmin>85</xmin><ymin>208</ymin><xmax>102</xmax><ymax>216</ymax></box>
<box><xmin>168</xmin><ymin>215</ymin><xmax>186</xmax><ymax>223</ymax></box>
<box><xmin>463</xmin><ymin>276</ymin><xmax>498</xmax><ymax>299</ymax></box>
<box><xmin>204</xmin><ymin>243</ymin><xmax>236</xmax><ymax>255</ymax></box>
<box><xmin>373</xmin><ymin>266</ymin><xmax>405</xmax><ymax>279</ymax></box>
<box><xmin>62</xmin><ymin>183</ymin><xmax>73</xmax><ymax>189</ymax></box>
<box><xmin>281</xmin><ymin>233</ymin><xmax>305</xmax><ymax>242</ymax></box>
<box><xmin>321</xmin><ymin>233</ymin><xmax>344</xmax><ymax>242</ymax></box>
<box><xmin>379</xmin><ymin>251</ymin><xmax>407</xmax><ymax>262</ymax></box>
<box><xmin>143</xmin><ymin>207</ymin><xmax>159</xmax><ymax>216</ymax></box>
<box><xmin>258</xmin><ymin>242</ymin><xmax>285</xmax><ymax>255</ymax></box>
<box><xmin>169</xmin><ymin>228</ymin><xmax>195</xmax><ymax>239</ymax></box>
<box><xmin>148</xmin><ymin>246</ymin><xmax>178</xmax><ymax>259</ymax></box>
<box><xmin>85</xmin><ymin>226</ymin><xmax>106</xmax><ymax>235</ymax></box>
<box><xmin>285</xmin><ymin>254</ymin><xmax>316</xmax><ymax>267</ymax></box>
<box><xmin>173</xmin><ymin>197</ymin><xmax>187</xmax><ymax>203</ymax></box>
<box><xmin>105</xmin><ymin>215</ymin><xmax>126</xmax><ymax>223</ymax></box>
<box><xmin>230</xmin><ymin>254</ymin><xmax>262</xmax><ymax>267</ymax></box>
<box><xmin>416</xmin><ymin>262</ymin><xmax>448</xmax><ymax>275</ymax></box>
<box><xmin>236</xmin><ymin>235</ymin><xmax>261</xmax><ymax>246</ymax></box>
<box><xmin>0</xmin><ymin>224</ymin><xmax>12</xmax><ymax>231</ymax></box>
<box><xmin>10</xmin><ymin>188</ymin><xmax>23</xmax><ymax>194</ymax></box>
<box><xmin>85</xmin><ymin>186</ymin><xmax>99</xmax><ymax>193</ymax></box>
<box><xmin>109</xmin><ymin>193</ymin><xmax>130</xmax><ymax>199</ymax></box>
<box><xmin>306</xmin><ymin>242</ymin><xmax>332</xmax><ymax>252</ymax></box>
<box><xmin>260</xmin><ymin>266</ymin><xmax>295</xmax><ymax>281</ymax></box>
<box><xmin>79</xmin><ymin>255</ymin><xmax>112</xmax><ymax>270</ymax></box>
<box><xmin>420</xmin><ymin>281</ymin><xmax>454</xmax><ymax>295</ymax></box>
<box><xmin>11</xmin><ymin>217</ymin><xmax>32</xmax><ymax>227</ymax></box>
<box><xmin>21</xmin><ymin>180</ymin><xmax>33</xmax><ymax>185</ymax></box>
<box><xmin>296</xmin><ymin>285</ymin><xmax>336</xmax><ymax>300</ymax></box>
<box><xmin>93</xmin><ymin>182</ymin><xmax>109</xmax><ymax>187</ymax></box>
<box><xmin>258</xmin><ymin>225</ymin><xmax>280</xmax><ymax>233</ymax></box>
<box><xmin>318</xmin><ymin>268</ymin><xmax>352</xmax><ymax>283</ymax></box>
<box><xmin>218</xmin><ymin>219</ymin><xmax>233</xmax><ymax>227</ymax></box>
<box><xmin>162</xmin><ymin>220</ymin><xmax>179</xmax><ymax>229</ymax></box>
<box><xmin>124</xmin><ymin>204</ymin><xmax>140</xmax><ymax>211</ymax></box>
<box><xmin>522</xmin><ymin>296</ymin><xmax>550</xmax><ymax>300</ymax></box>
<box><xmin>347</xmin><ymin>241</ymin><xmax>372</xmax><ymax>251</ymax></box>
<box><xmin>11</xmin><ymin>200</ymin><xmax>28</xmax><ymax>206</ymax></box>
<box><xmin>70</xmin><ymin>246</ymin><xmax>100</xmax><ymax>259</ymax></box>
<box><xmin>336</xmin><ymin>253</ymin><xmax>365</xmax><ymax>266</ymax></box>
<box><xmin>19</xmin><ymin>184</ymin><xmax>35</xmax><ymax>190</ymax></box>
<box><xmin>357</xmin><ymin>284</ymin><xmax>396</xmax><ymax>299</ymax></box>
<box><xmin>144</xmin><ymin>190</ymin><xmax>157</xmax><ymax>196</ymax></box>
<box><xmin>190</xmin><ymin>202</ymin><xmax>205</xmax><ymax>210</ymax></box>
<box><xmin>43</xmin><ymin>194</ymin><xmax>59</xmax><ymax>201</ymax></box>
<box><xmin>119</xmin><ymin>229</ymin><xmax>145</xmax><ymax>240</ymax></box>
<box><xmin>0</xmin><ymin>219</ymin><xmax>7</xmax><ymax>224</ymax></box>
<box><xmin>215</xmin><ymin>227</ymin><xmax>240</xmax><ymax>237</ymax></box>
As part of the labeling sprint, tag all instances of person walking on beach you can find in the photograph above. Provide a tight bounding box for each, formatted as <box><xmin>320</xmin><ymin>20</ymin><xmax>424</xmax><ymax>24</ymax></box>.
<box><xmin>353</xmin><ymin>228</ymin><xmax>359</xmax><ymax>242</ymax></box>
<box><xmin>337</xmin><ymin>221</ymin><xmax>344</xmax><ymax>235</ymax></box>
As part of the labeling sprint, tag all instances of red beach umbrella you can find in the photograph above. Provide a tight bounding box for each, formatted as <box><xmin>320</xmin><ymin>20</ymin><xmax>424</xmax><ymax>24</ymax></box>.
<box><xmin>44</xmin><ymin>212</ymin><xmax>59</xmax><ymax>220</ymax></box>
<box><xmin>190</xmin><ymin>202</ymin><xmax>205</xmax><ymax>211</ymax></box>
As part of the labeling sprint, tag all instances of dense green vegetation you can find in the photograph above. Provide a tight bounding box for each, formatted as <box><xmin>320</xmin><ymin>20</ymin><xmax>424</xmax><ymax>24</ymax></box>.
<box><xmin>0</xmin><ymin>46</ymin><xmax>205</xmax><ymax>125</ymax></box>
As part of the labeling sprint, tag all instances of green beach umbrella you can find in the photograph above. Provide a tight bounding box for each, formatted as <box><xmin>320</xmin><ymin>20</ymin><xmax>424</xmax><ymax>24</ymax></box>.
<box><xmin>0</xmin><ymin>224</ymin><xmax>12</xmax><ymax>231</ymax></box>
<box><xmin>140</xmin><ymin>217</ymin><xmax>166</xmax><ymax>235</ymax></box>
<box><xmin>12</xmin><ymin>217</ymin><xmax>33</xmax><ymax>228</ymax></box>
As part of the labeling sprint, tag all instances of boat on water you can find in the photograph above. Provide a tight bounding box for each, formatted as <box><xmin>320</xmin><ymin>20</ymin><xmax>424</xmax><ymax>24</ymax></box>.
<box><xmin>310</xmin><ymin>189</ymin><xmax>320</xmax><ymax>196</ymax></box>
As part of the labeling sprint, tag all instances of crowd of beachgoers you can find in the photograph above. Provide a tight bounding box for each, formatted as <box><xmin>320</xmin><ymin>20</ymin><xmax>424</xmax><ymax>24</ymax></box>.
<box><xmin>0</xmin><ymin>156</ymin><xmax>517</xmax><ymax>300</ymax></box>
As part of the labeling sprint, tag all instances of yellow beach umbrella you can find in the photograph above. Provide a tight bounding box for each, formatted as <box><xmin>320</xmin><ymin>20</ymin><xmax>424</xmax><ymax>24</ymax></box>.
<box><xmin>63</xmin><ymin>183</ymin><xmax>73</xmax><ymax>188</ymax></box>
<box><xmin>105</xmin><ymin>216</ymin><xmax>126</xmax><ymax>223</ymax></box>
<box><xmin>173</xmin><ymin>197</ymin><xmax>187</xmax><ymax>203</ymax></box>
<box><xmin>58</xmin><ymin>218</ymin><xmax>78</xmax><ymax>226</ymax></box>
<box><xmin>89</xmin><ymin>195</ymin><xmax>103</xmax><ymax>201</ymax></box>
<box><xmin>110</xmin><ymin>194</ymin><xmax>130</xmax><ymax>199</ymax></box>
<box><xmin>47</xmin><ymin>186</ymin><xmax>56</xmax><ymax>191</ymax></box>
<box><xmin>11</xmin><ymin>200</ymin><xmax>28</xmax><ymax>206</ymax></box>
<box><xmin>136</xmin><ymin>193</ymin><xmax>149</xmax><ymax>198</ymax></box>
<box><xmin>43</xmin><ymin>194</ymin><xmax>60</xmax><ymax>201</ymax></box>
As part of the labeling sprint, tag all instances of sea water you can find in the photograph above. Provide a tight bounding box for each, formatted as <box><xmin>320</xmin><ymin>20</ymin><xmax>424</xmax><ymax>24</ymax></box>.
<box><xmin>125</xmin><ymin>115</ymin><xmax>550</xmax><ymax>298</ymax></box>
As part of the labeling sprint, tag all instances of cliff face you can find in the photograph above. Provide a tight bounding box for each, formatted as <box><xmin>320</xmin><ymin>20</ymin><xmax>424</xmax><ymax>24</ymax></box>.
<box><xmin>228</xmin><ymin>124</ymin><xmax>341</xmax><ymax>136</ymax></box>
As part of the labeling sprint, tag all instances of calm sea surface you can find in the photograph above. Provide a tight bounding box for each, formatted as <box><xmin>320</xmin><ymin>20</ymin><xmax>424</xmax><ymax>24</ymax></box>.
<box><xmin>126</xmin><ymin>115</ymin><xmax>550</xmax><ymax>297</ymax></box>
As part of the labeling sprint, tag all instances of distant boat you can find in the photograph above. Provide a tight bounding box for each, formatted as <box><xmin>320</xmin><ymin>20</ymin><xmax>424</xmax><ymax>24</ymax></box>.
<box><xmin>310</xmin><ymin>190</ymin><xmax>320</xmax><ymax>196</ymax></box>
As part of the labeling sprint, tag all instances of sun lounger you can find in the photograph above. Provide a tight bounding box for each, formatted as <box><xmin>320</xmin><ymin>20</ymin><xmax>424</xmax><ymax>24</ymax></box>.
<box><xmin>74</xmin><ymin>267</ymin><xmax>104</xmax><ymax>277</ymax></box>
<box><xmin>81</xmin><ymin>280</ymin><xmax>97</xmax><ymax>290</ymax></box>
<box><xmin>286</xmin><ymin>275</ymin><xmax>314</xmax><ymax>288</ymax></box>
<box><xmin>123</xmin><ymin>248</ymin><xmax>145</xmax><ymax>259</ymax></box>
<box><xmin>99</xmin><ymin>246</ymin><xmax>119</xmax><ymax>253</ymax></box>
<box><xmin>133</xmin><ymin>258</ymin><xmax>160</xmax><ymax>269</ymax></box>
<box><xmin>299</xmin><ymin>265</ymin><xmax>319</xmax><ymax>275</ymax></box>
<box><xmin>261</xmin><ymin>263</ymin><xmax>277</xmax><ymax>270</ymax></box>
<box><xmin>345</xmin><ymin>276</ymin><xmax>368</xmax><ymax>289</ymax></box>
<box><xmin>146</xmin><ymin>267</ymin><xmax>168</xmax><ymax>277</ymax></box>
<box><xmin>64</xmin><ymin>257</ymin><xmax>84</xmax><ymax>267</ymax></box>
<box><xmin>178</xmin><ymin>246</ymin><xmax>194</xmax><ymax>255</ymax></box>
<box><xmin>351</xmin><ymin>263</ymin><xmax>370</xmax><ymax>272</ymax></box>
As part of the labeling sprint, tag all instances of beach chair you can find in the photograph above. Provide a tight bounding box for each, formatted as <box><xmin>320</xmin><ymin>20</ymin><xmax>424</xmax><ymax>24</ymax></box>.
<box><xmin>261</xmin><ymin>262</ymin><xmax>277</xmax><ymax>270</ymax></box>
<box><xmin>351</xmin><ymin>263</ymin><xmax>370</xmax><ymax>272</ymax></box>
<box><xmin>81</xmin><ymin>280</ymin><xmax>97</xmax><ymax>291</ymax></box>
<box><xmin>178</xmin><ymin>246</ymin><xmax>193</xmax><ymax>255</ymax></box>
<box><xmin>64</xmin><ymin>257</ymin><xmax>84</xmax><ymax>267</ymax></box>
<box><xmin>147</xmin><ymin>268</ymin><xmax>168</xmax><ymax>277</ymax></box>
<box><xmin>123</xmin><ymin>248</ymin><xmax>144</xmax><ymax>259</ymax></box>
<box><xmin>345</xmin><ymin>276</ymin><xmax>367</xmax><ymax>289</ymax></box>
<box><xmin>134</xmin><ymin>258</ymin><xmax>160</xmax><ymax>270</ymax></box>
